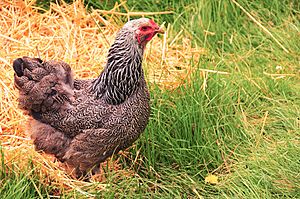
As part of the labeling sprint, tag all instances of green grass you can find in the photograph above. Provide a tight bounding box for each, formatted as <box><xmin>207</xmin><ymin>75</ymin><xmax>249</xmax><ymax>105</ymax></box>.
<box><xmin>0</xmin><ymin>148</ymin><xmax>51</xmax><ymax>199</ymax></box>
<box><xmin>2</xmin><ymin>0</ymin><xmax>300</xmax><ymax>198</ymax></box>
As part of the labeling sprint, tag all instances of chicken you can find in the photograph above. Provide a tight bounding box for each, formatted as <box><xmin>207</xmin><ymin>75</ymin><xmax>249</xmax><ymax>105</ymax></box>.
<box><xmin>12</xmin><ymin>18</ymin><xmax>164</xmax><ymax>178</ymax></box>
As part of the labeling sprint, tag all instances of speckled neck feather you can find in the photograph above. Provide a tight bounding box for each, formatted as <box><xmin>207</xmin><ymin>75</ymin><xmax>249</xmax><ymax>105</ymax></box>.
<box><xmin>92</xmin><ymin>28</ymin><xmax>145</xmax><ymax>105</ymax></box>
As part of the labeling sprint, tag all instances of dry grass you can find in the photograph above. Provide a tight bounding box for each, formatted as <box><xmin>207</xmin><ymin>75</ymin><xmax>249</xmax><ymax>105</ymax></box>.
<box><xmin>0</xmin><ymin>0</ymin><xmax>205</xmax><ymax>192</ymax></box>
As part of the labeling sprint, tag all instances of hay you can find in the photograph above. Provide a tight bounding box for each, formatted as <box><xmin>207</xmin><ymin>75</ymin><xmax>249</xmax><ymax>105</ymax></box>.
<box><xmin>0</xmin><ymin>0</ymin><xmax>204</xmax><ymax>193</ymax></box>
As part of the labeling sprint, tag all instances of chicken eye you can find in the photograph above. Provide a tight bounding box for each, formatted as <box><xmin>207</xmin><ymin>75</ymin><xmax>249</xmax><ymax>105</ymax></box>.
<box><xmin>141</xmin><ymin>26</ymin><xmax>150</xmax><ymax>31</ymax></box>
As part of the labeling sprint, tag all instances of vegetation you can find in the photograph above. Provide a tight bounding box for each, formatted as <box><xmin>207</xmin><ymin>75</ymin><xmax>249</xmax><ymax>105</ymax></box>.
<box><xmin>1</xmin><ymin>0</ymin><xmax>299</xmax><ymax>198</ymax></box>
<box><xmin>0</xmin><ymin>147</ymin><xmax>51</xmax><ymax>198</ymax></box>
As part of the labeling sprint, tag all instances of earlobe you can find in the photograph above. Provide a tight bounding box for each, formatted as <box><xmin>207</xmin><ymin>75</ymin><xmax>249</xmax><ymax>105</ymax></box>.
<box><xmin>145</xmin><ymin>33</ymin><xmax>154</xmax><ymax>41</ymax></box>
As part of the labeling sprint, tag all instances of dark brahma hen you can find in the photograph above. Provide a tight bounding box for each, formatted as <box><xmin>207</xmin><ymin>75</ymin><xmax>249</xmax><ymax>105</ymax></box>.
<box><xmin>12</xmin><ymin>18</ymin><xmax>163</xmax><ymax>179</ymax></box>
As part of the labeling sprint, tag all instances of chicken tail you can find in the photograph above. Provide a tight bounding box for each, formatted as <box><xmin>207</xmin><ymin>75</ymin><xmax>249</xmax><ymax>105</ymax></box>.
<box><xmin>13</xmin><ymin>57</ymin><xmax>74</xmax><ymax>114</ymax></box>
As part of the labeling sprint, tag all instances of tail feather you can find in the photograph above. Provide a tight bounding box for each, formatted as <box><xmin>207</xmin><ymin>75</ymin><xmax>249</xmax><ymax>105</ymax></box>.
<box><xmin>13</xmin><ymin>57</ymin><xmax>43</xmax><ymax>77</ymax></box>
<box><xmin>13</xmin><ymin>58</ymin><xmax>25</xmax><ymax>77</ymax></box>
<box><xmin>13</xmin><ymin>57</ymin><xmax>74</xmax><ymax>114</ymax></box>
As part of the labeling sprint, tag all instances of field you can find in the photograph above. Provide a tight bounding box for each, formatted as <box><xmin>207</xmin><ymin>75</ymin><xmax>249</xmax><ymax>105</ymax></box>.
<box><xmin>0</xmin><ymin>0</ymin><xmax>299</xmax><ymax>198</ymax></box>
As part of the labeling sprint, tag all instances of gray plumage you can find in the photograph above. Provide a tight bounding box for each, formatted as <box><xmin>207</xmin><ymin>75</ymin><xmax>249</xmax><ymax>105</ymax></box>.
<box><xmin>12</xmin><ymin>18</ymin><xmax>163</xmax><ymax>178</ymax></box>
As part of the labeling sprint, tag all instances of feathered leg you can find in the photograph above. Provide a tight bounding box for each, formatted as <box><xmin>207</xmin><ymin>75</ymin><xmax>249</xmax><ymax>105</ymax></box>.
<box><xmin>62</xmin><ymin>128</ymin><xmax>126</xmax><ymax>179</ymax></box>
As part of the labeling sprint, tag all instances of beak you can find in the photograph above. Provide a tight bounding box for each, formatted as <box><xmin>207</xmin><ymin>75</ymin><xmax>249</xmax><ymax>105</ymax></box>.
<box><xmin>155</xmin><ymin>26</ymin><xmax>164</xmax><ymax>34</ymax></box>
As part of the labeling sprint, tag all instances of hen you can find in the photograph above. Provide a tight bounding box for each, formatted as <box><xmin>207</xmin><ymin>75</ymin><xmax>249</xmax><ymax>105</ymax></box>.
<box><xmin>12</xmin><ymin>18</ymin><xmax>163</xmax><ymax>178</ymax></box>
